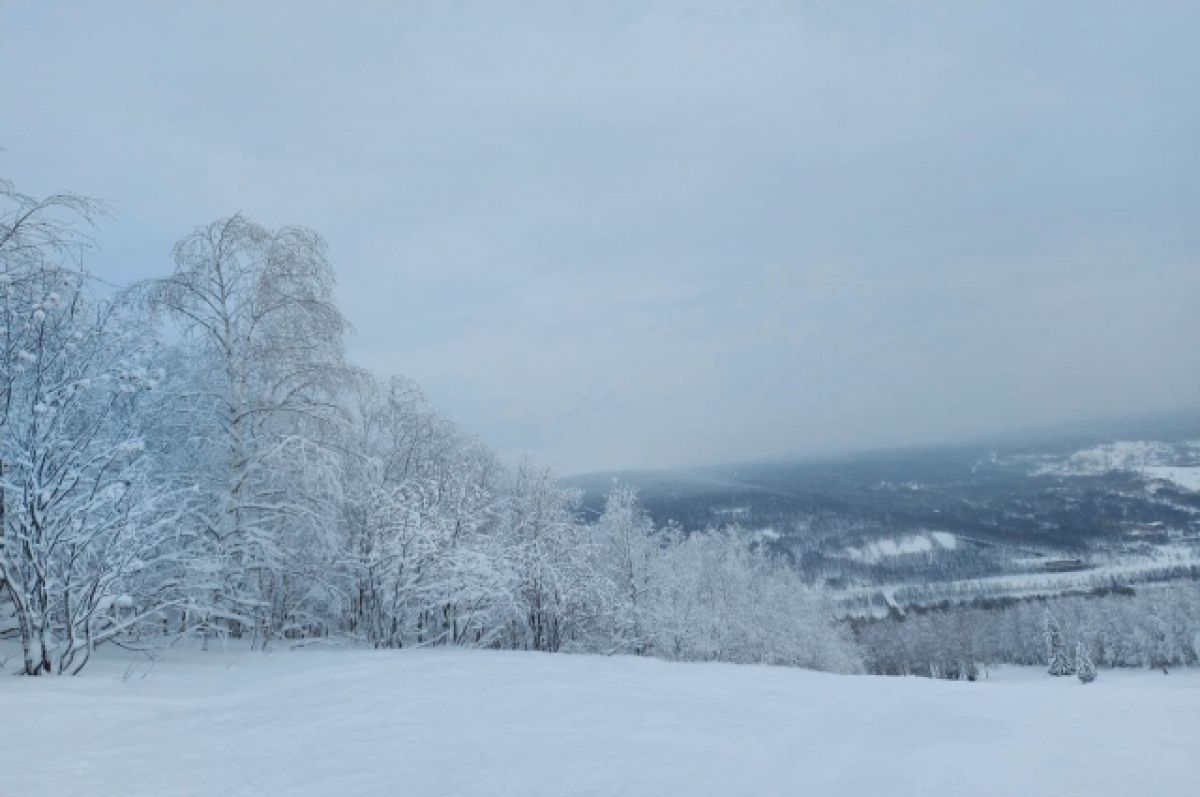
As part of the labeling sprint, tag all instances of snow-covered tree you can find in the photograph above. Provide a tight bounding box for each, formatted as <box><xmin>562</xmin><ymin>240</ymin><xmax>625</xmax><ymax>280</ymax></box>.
<box><xmin>1043</xmin><ymin>610</ymin><xmax>1073</xmax><ymax>677</ymax></box>
<box><xmin>497</xmin><ymin>462</ymin><xmax>596</xmax><ymax>652</ymax></box>
<box><xmin>0</xmin><ymin>178</ymin><xmax>190</xmax><ymax>675</ymax></box>
<box><xmin>592</xmin><ymin>484</ymin><xmax>659</xmax><ymax>655</ymax></box>
<box><xmin>1</xmin><ymin>178</ymin><xmax>104</xmax><ymax>576</ymax></box>
<box><xmin>650</xmin><ymin>526</ymin><xmax>860</xmax><ymax>671</ymax></box>
<box><xmin>148</xmin><ymin>216</ymin><xmax>350</xmax><ymax>644</ymax></box>
<box><xmin>339</xmin><ymin>373</ymin><xmax>507</xmax><ymax>649</ymax></box>
<box><xmin>1076</xmin><ymin>641</ymin><xmax>1096</xmax><ymax>684</ymax></box>
<box><xmin>0</xmin><ymin>272</ymin><xmax>182</xmax><ymax>673</ymax></box>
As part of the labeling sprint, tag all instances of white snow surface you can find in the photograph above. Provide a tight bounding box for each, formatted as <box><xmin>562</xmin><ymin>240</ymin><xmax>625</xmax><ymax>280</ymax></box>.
<box><xmin>1143</xmin><ymin>466</ymin><xmax>1200</xmax><ymax>492</ymax></box>
<box><xmin>1034</xmin><ymin>440</ymin><xmax>1178</xmax><ymax>476</ymax></box>
<box><xmin>2</xmin><ymin>647</ymin><xmax>1198</xmax><ymax>797</ymax></box>
<box><xmin>1033</xmin><ymin>439</ymin><xmax>1200</xmax><ymax>478</ymax></box>
<box><xmin>845</xmin><ymin>531</ymin><xmax>957</xmax><ymax>563</ymax></box>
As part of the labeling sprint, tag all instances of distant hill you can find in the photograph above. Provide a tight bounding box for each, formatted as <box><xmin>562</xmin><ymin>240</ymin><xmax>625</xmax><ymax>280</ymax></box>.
<box><xmin>563</xmin><ymin>409</ymin><xmax>1200</xmax><ymax>610</ymax></box>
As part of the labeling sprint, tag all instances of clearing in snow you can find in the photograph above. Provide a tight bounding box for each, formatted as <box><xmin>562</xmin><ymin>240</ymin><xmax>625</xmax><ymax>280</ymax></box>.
<box><xmin>1</xmin><ymin>647</ymin><xmax>1196</xmax><ymax>796</ymax></box>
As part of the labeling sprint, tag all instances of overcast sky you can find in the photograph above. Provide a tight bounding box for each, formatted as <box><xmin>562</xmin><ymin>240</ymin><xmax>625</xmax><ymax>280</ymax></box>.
<box><xmin>2</xmin><ymin>2</ymin><xmax>1197</xmax><ymax>473</ymax></box>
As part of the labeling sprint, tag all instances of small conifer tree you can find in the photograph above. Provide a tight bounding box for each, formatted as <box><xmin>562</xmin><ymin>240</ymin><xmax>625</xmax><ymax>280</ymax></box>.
<box><xmin>1043</xmin><ymin>610</ymin><xmax>1074</xmax><ymax>676</ymax></box>
<box><xmin>1076</xmin><ymin>642</ymin><xmax>1097</xmax><ymax>684</ymax></box>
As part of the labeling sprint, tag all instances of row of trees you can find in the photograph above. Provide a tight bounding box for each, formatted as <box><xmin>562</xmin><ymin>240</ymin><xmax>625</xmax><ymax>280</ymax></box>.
<box><xmin>856</xmin><ymin>583</ymin><xmax>1200</xmax><ymax>679</ymax></box>
<box><xmin>0</xmin><ymin>177</ymin><xmax>861</xmax><ymax>675</ymax></box>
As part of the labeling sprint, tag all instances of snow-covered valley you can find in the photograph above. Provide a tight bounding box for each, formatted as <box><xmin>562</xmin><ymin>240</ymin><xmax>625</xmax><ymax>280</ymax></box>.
<box><xmin>2</xmin><ymin>647</ymin><xmax>1197</xmax><ymax>797</ymax></box>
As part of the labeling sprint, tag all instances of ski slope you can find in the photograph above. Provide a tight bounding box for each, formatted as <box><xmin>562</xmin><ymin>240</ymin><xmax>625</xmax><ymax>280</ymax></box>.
<box><xmin>1</xmin><ymin>647</ymin><xmax>1197</xmax><ymax>796</ymax></box>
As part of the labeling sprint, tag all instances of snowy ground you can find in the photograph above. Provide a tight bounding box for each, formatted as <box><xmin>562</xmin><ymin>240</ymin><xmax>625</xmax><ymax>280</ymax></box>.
<box><xmin>2</xmin><ymin>647</ymin><xmax>1197</xmax><ymax>797</ymax></box>
<box><xmin>1145</xmin><ymin>465</ymin><xmax>1200</xmax><ymax>492</ymax></box>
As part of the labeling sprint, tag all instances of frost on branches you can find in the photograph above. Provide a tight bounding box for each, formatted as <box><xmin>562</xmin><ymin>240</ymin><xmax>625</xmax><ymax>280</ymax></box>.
<box><xmin>0</xmin><ymin>181</ymin><xmax>183</xmax><ymax>674</ymax></box>
<box><xmin>339</xmin><ymin>373</ymin><xmax>506</xmax><ymax>649</ymax></box>
<box><xmin>148</xmin><ymin>216</ymin><xmax>352</xmax><ymax>647</ymax></box>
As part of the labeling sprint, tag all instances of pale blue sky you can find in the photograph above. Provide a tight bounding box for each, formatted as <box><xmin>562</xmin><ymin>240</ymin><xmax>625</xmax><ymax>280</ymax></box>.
<box><xmin>2</xmin><ymin>1</ymin><xmax>1197</xmax><ymax>472</ymax></box>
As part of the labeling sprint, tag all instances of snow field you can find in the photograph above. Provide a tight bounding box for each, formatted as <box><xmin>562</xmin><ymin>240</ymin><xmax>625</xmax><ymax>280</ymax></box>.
<box><xmin>2</xmin><ymin>647</ymin><xmax>1197</xmax><ymax>797</ymax></box>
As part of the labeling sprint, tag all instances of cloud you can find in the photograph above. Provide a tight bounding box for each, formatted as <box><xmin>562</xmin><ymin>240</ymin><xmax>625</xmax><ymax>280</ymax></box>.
<box><xmin>2</xmin><ymin>1</ymin><xmax>1197</xmax><ymax>472</ymax></box>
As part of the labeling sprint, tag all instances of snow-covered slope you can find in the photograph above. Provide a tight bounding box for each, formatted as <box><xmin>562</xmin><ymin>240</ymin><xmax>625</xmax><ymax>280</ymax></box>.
<box><xmin>1033</xmin><ymin>439</ymin><xmax>1200</xmax><ymax>487</ymax></box>
<box><xmin>844</xmin><ymin>531</ymin><xmax>957</xmax><ymax>563</ymax></box>
<box><xmin>1032</xmin><ymin>440</ymin><xmax>1184</xmax><ymax>476</ymax></box>
<box><xmin>1144</xmin><ymin>465</ymin><xmax>1200</xmax><ymax>492</ymax></box>
<box><xmin>2</xmin><ymin>648</ymin><xmax>1197</xmax><ymax>797</ymax></box>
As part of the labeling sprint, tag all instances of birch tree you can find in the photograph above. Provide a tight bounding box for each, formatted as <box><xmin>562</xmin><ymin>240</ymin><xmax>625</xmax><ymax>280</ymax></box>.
<box><xmin>593</xmin><ymin>484</ymin><xmax>659</xmax><ymax>655</ymax></box>
<box><xmin>494</xmin><ymin>462</ymin><xmax>602</xmax><ymax>652</ymax></box>
<box><xmin>149</xmin><ymin>215</ymin><xmax>350</xmax><ymax>643</ymax></box>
